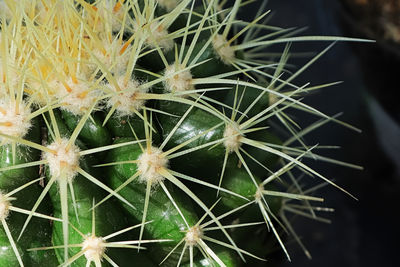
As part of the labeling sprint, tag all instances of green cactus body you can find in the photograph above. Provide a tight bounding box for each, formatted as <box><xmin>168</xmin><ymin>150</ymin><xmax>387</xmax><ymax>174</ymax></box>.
<box><xmin>0</xmin><ymin>184</ymin><xmax>58</xmax><ymax>266</ymax></box>
<box><xmin>183</xmin><ymin>247</ymin><xmax>240</xmax><ymax>267</ymax></box>
<box><xmin>106</xmin><ymin>138</ymin><xmax>199</xmax><ymax>265</ymax></box>
<box><xmin>50</xmin><ymin>167</ymin><xmax>134</xmax><ymax>266</ymax></box>
<box><xmin>0</xmin><ymin>0</ymin><xmax>365</xmax><ymax>266</ymax></box>
<box><xmin>61</xmin><ymin>110</ymin><xmax>112</xmax><ymax>148</ymax></box>
<box><xmin>157</xmin><ymin>101</ymin><xmax>226</xmax><ymax>180</ymax></box>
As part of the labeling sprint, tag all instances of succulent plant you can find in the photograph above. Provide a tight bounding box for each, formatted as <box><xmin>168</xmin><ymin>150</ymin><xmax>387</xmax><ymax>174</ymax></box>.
<box><xmin>0</xmin><ymin>0</ymin><xmax>368</xmax><ymax>266</ymax></box>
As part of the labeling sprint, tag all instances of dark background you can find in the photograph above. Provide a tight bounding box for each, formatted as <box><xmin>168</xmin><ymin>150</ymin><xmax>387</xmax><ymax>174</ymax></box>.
<box><xmin>235</xmin><ymin>0</ymin><xmax>399</xmax><ymax>266</ymax></box>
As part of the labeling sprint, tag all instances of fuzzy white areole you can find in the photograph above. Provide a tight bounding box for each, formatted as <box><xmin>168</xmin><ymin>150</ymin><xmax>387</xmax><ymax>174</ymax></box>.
<box><xmin>55</xmin><ymin>77</ymin><xmax>102</xmax><ymax>116</ymax></box>
<box><xmin>133</xmin><ymin>20</ymin><xmax>174</xmax><ymax>52</ymax></box>
<box><xmin>0</xmin><ymin>193</ymin><xmax>10</xmax><ymax>221</ymax></box>
<box><xmin>164</xmin><ymin>64</ymin><xmax>194</xmax><ymax>94</ymax></box>
<box><xmin>106</xmin><ymin>75</ymin><xmax>148</xmax><ymax>117</ymax></box>
<box><xmin>223</xmin><ymin>123</ymin><xmax>243</xmax><ymax>153</ymax></box>
<box><xmin>212</xmin><ymin>34</ymin><xmax>236</xmax><ymax>65</ymax></box>
<box><xmin>137</xmin><ymin>146</ymin><xmax>169</xmax><ymax>184</ymax></box>
<box><xmin>0</xmin><ymin>100</ymin><xmax>32</xmax><ymax>144</ymax></box>
<box><xmin>44</xmin><ymin>138</ymin><xmax>80</xmax><ymax>182</ymax></box>
<box><xmin>184</xmin><ymin>225</ymin><xmax>203</xmax><ymax>247</ymax></box>
<box><xmin>81</xmin><ymin>235</ymin><xmax>106</xmax><ymax>262</ymax></box>
<box><xmin>90</xmin><ymin>39</ymin><xmax>131</xmax><ymax>76</ymax></box>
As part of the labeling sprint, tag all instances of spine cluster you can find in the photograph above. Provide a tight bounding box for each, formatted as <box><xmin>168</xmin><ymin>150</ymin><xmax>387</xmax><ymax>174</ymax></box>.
<box><xmin>0</xmin><ymin>0</ymin><xmax>363</xmax><ymax>266</ymax></box>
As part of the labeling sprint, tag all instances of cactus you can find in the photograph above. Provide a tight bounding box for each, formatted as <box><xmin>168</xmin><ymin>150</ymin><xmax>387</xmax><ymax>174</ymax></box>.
<box><xmin>0</xmin><ymin>0</ymin><xmax>368</xmax><ymax>266</ymax></box>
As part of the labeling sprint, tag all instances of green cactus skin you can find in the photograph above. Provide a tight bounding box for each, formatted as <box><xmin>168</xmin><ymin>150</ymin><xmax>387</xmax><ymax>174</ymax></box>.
<box><xmin>61</xmin><ymin>110</ymin><xmax>112</xmax><ymax>148</ymax></box>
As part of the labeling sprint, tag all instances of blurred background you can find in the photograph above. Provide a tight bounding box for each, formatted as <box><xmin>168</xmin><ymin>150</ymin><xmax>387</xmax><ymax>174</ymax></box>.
<box><xmin>236</xmin><ymin>0</ymin><xmax>399</xmax><ymax>266</ymax></box>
